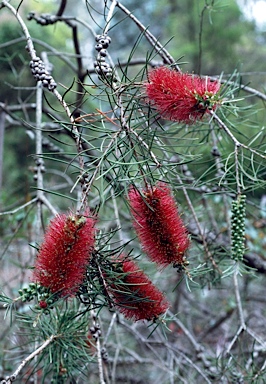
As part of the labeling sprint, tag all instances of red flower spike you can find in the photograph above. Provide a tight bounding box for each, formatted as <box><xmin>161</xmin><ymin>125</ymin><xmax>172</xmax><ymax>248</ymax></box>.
<box><xmin>108</xmin><ymin>259</ymin><xmax>169</xmax><ymax>321</ymax></box>
<box><xmin>128</xmin><ymin>182</ymin><xmax>190</xmax><ymax>268</ymax></box>
<box><xmin>145</xmin><ymin>66</ymin><xmax>221</xmax><ymax>124</ymax></box>
<box><xmin>33</xmin><ymin>211</ymin><xmax>96</xmax><ymax>297</ymax></box>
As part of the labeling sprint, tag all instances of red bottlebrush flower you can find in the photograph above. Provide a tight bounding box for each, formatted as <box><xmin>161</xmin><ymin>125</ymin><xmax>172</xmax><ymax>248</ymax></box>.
<box><xmin>33</xmin><ymin>211</ymin><xmax>96</xmax><ymax>297</ymax></box>
<box><xmin>145</xmin><ymin>66</ymin><xmax>221</xmax><ymax>124</ymax></box>
<box><xmin>107</xmin><ymin>259</ymin><xmax>169</xmax><ymax>321</ymax></box>
<box><xmin>128</xmin><ymin>182</ymin><xmax>190</xmax><ymax>268</ymax></box>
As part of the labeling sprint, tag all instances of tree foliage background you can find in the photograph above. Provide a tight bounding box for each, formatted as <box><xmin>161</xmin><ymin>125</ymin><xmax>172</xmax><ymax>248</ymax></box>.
<box><xmin>0</xmin><ymin>0</ymin><xmax>266</xmax><ymax>383</ymax></box>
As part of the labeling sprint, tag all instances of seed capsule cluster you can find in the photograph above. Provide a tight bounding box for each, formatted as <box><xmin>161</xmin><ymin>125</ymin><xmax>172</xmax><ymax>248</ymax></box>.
<box><xmin>90</xmin><ymin>323</ymin><xmax>101</xmax><ymax>340</ymax></box>
<box><xmin>33</xmin><ymin>157</ymin><xmax>46</xmax><ymax>181</ymax></box>
<box><xmin>231</xmin><ymin>195</ymin><xmax>246</xmax><ymax>261</ymax></box>
<box><xmin>94</xmin><ymin>34</ymin><xmax>115</xmax><ymax>81</ymax></box>
<box><xmin>101</xmin><ymin>347</ymin><xmax>109</xmax><ymax>363</ymax></box>
<box><xmin>79</xmin><ymin>173</ymin><xmax>90</xmax><ymax>192</ymax></box>
<box><xmin>28</xmin><ymin>11</ymin><xmax>57</xmax><ymax>25</ymax></box>
<box><xmin>29</xmin><ymin>57</ymin><xmax>57</xmax><ymax>90</ymax></box>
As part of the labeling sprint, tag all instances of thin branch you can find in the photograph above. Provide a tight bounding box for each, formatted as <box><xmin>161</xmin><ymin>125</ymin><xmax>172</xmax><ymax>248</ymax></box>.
<box><xmin>176</xmin><ymin>174</ymin><xmax>219</xmax><ymax>270</ymax></box>
<box><xmin>1</xmin><ymin>0</ymin><xmax>86</xmax><ymax>212</ymax></box>
<box><xmin>0</xmin><ymin>36</ymin><xmax>77</xmax><ymax>72</ymax></box>
<box><xmin>197</xmin><ymin>4</ymin><xmax>208</xmax><ymax>74</ymax></box>
<box><xmin>168</xmin><ymin>310</ymin><xmax>203</xmax><ymax>353</ymax></box>
<box><xmin>111</xmin><ymin>188</ymin><xmax>123</xmax><ymax>244</ymax></box>
<box><xmin>0</xmin><ymin>110</ymin><xmax>6</xmax><ymax>192</ymax></box>
<box><xmin>224</xmin><ymin>265</ymin><xmax>246</xmax><ymax>356</ymax></box>
<box><xmin>251</xmin><ymin>358</ymin><xmax>266</xmax><ymax>382</ymax></box>
<box><xmin>237</xmin><ymin>83</ymin><xmax>266</xmax><ymax>101</ymax></box>
<box><xmin>233</xmin><ymin>265</ymin><xmax>246</xmax><ymax>329</ymax></box>
<box><xmin>56</xmin><ymin>0</ymin><xmax>67</xmax><ymax>17</ymax></box>
<box><xmin>38</xmin><ymin>195</ymin><xmax>58</xmax><ymax>216</ymax></box>
<box><xmin>76</xmin><ymin>127</ymin><xmax>122</xmax><ymax>212</ymax></box>
<box><xmin>103</xmin><ymin>0</ymin><xmax>117</xmax><ymax>35</ymax></box>
<box><xmin>90</xmin><ymin>311</ymin><xmax>106</xmax><ymax>384</ymax></box>
<box><xmin>1</xmin><ymin>0</ymin><xmax>38</xmax><ymax>60</ymax></box>
<box><xmin>225</xmin><ymin>325</ymin><xmax>244</xmax><ymax>356</ymax></box>
<box><xmin>211</xmin><ymin>110</ymin><xmax>266</xmax><ymax>159</ymax></box>
<box><xmin>210</xmin><ymin>75</ymin><xmax>266</xmax><ymax>102</ymax></box>
<box><xmin>234</xmin><ymin>144</ymin><xmax>241</xmax><ymax>195</ymax></box>
<box><xmin>2</xmin><ymin>335</ymin><xmax>56</xmax><ymax>384</ymax></box>
<box><xmin>103</xmin><ymin>313</ymin><xmax>117</xmax><ymax>347</ymax></box>
<box><xmin>119</xmin><ymin>318</ymin><xmax>212</xmax><ymax>384</ymax></box>
<box><xmin>35</xmin><ymin>81</ymin><xmax>44</xmax><ymax>238</ymax></box>
<box><xmin>116</xmin><ymin>1</ymin><xmax>179</xmax><ymax>69</ymax></box>
<box><xmin>116</xmin><ymin>93</ymin><xmax>160</xmax><ymax>167</ymax></box>
<box><xmin>0</xmin><ymin>197</ymin><xmax>38</xmax><ymax>216</ymax></box>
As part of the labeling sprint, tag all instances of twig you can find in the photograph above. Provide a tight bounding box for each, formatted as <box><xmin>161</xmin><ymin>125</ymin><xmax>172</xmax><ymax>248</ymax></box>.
<box><xmin>224</xmin><ymin>265</ymin><xmax>246</xmax><ymax>356</ymax></box>
<box><xmin>224</xmin><ymin>325</ymin><xmax>244</xmax><ymax>356</ymax></box>
<box><xmin>97</xmin><ymin>337</ymin><xmax>106</xmax><ymax>384</ymax></box>
<box><xmin>210</xmin><ymin>75</ymin><xmax>266</xmax><ymax>102</ymax></box>
<box><xmin>0</xmin><ymin>36</ymin><xmax>76</xmax><ymax>72</ymax></box>
<box><xmin>246</xmin><ymin>327</ymin><xmax>266</xmax><ymax>349</ymax></box>
<box><xmin>197</xmin><ymin>3</ymin><xmax>209</xmax><ymax>74</ymax></box>
<box><xmin>129</xmin><ymin>126</ymin><xmax>161</xmax><ymax>167</ymax></box>
<box><xmin>210</xmin><ymin>111</ymin><xmax>266</xmax><ymax>159</ymax></box>
<box><xmin>252</xmin><ymin>358</ymin><xmax>266</xmax><ymax>382</ymax></box>
<box><xmin>0</xmin><ymin>198</ymin><xmax>38</xmax><ymax>216</ymax></box>
<box><xmin>76</xmin><ymin>128</ymin><xmax>122</xmax><ymax>212</ymax></box>
<box><xmin>2</xmin><ymin>335</ymin><xmax>56</xmax><ymax>384</ymax></box>
<box><xmin>111</xmin><ymin>188</ymin><xmax>123</xmax><ymax>243</ymax></box>
<box><xmin>0</xmin><ymin>202</ymin><xmax>36</xmax><ymax>262</ymax></box>
<box><xmin>35</xmin><ymin>81</ymin><xmax>44</xmax><ymax>238</ymax></box>
<box><xmin>1</xmin><ymin>0</ymin><xmax>37</xmax><ymax>60</ymax></box>
<box><xmin>38</xmin><ymin>194</ymin><xmax>58</xmax><ymax>216</ymax></box>
<box><xmin>176</xmin><ymin>174</ymin><xmax>219</xmax><ymax>271</ymax></box>
<box><xmin>1</xmin><ymin>0</ymin><xmax>86</xmax><ymax>212</ymax></box>
<box><xmin>90</xmin><ymin>311</ymin><xmax>106</xmax><ymax>384</ymax></box>
<box><xmin>198</xmin><ymin>307</ymin><xmax>235</xmax><ymax>342</ymax></box>
<box><xmin>35</xmin><ymin>61</ymin><xmax>58</xmax><ymax>218</ymax></box>
<box><xmin>103</xmin><ymin>313</ymin><xmax>117</xmax><ymax>346</ymax></box>
<box><xmin>103</xmin><ymin>0</ymin><xmax>117</xmax><ymax>35</ymax></box>
<box><xmin>233</xmin><ymin>264</ymin><xmax>246</xmax><ymax>329</ymax></box>
<box><xmin>85</xmin><ymin>59</ymin><xmax>163</xmax><ymax>75</ymax></box>
<box><xmin>168</xmin><ymin>310</ymin><xmax>203</xmax><ymax>353</ymax></box>
<box><xmin>116</xmin><ymin>1</ymin><xmax>179</xmax><ymax>69</ymax></box>
<box><xmin>0</xmin><ymin>110</ymin><xmax>5</xmax><ymax>192</ymax></box>
<box><xmin>119</xmin><ymin>318</ymin><xmax>212</xmax><ymax>383</ymax></box>
<box><xmin>238</xmin><ymin>83</ymin><xmax>266</xmax><ymax>101</ymax></box>
<box><xmin>234</xmin><ymin>144</ymin><xmax>241</xmax><ymax>195</ymax></box>
<box><xmin>117</xmin><ymin>93</ymin><xmax>161</xmax><ymax>167</ymax></box>
<box><xmin>210</xmin><ymin>126</ymin><xmax>231</xmax><ymax>227</ymax></box>
<box><xmin>56</xmin><ymin>0</ymin><xmax>67</xmax><ymax>17</ymax></box>
<box><xmin>51</xmin><ymin>89</ymin><xmax>88</xmax><ymax>212</ymax></box>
